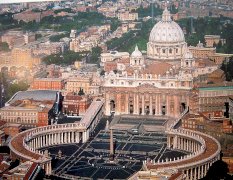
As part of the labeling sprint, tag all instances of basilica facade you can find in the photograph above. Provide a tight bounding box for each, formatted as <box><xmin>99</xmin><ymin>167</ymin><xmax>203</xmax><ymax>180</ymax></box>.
<box><xmin>102</xmin><ymin>8</ymin><xmax>202</xmax><ymax>117</ymax></box>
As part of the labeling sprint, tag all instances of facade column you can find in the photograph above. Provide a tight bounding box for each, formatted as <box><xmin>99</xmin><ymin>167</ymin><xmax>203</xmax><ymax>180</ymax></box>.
<box><xmin>142</xmin><ymin>94</ymin><xmax>145</xmax><ymax>115</ymax></box>
<box><xmin>59</xmin><ymin>133</ymin><xmax>61</xmax><ymax>144</ymax></box>
<box><xmin>179</xmin><ymin>138</ymin><xmax>181</xmax><ymax>149</ymax></box>
<box><xmin>188</xmin><ymin>140</ymin><xmax>190</xmax><ymax>151</ymax></box>
<box><xmin>64</xmin><ymin>132</ymin><xmax>67</xmax><ymax>143</ymax></box>
<box><xmin>158</xmin><ymin>94</ymin><xmax>161</xmax><ymax>115</ymax></box>
<box><xmin>75</xmin><ymin>132</ymin><xmax>79</xmax><ymax>143</ymax></box>
<box><xmin>125</xmin><ymin>93</ymin><xmax>129</xmax><ymax>114</ymax></box>
<box><xmin>62</xmin><ymin>133</ymin><xmax>64</xmax><ymax>143</ymax></box>
<box><xmin>49</xmin><ymin>134</ymin><xmax>51</xmax><ymax>146</ymax></box>
<box><xmin>82</xmin><ymin>132</ymin><xmax>85</xmax><ymax>143</ymax></box>
<box><xmin>32</xmin><ymin>139</ymin><xmax>34</xmax><ymax>149</ymax></box>
<box><xmin>71</xmin><ymin>131</ymin><xmax>74</xmax><ymax>143</ymax></box>
<box><xmin>174</xmin><ymin>95</ymin><xmax>179</xmax><ymax>117</ymax></box>
<box><xmin>60</xmin><ymin>133</ymin><xmax>62</xmax><ymax>144</ymax></box>
<box><xmin>68</xmin><ymin>132</ymin><xmax>70</xmax><ymax>143</ymax></box>
<box><xmin>116</xmin><ymin>93</ymin><xmax>121</xmax><ymax>115</ymax></box>
<box><xmin>136</xmin><ymin>94</ymin><xmax>139</xmax><ymax>114</ymax></box>
<box><xmin>40</xmin><ymin>136</ymin><xmax>42</xmax><ymax>148</ymax></box>
<box><xmin>36</xmin><ymin>137</ymin><xmax>38</xmax><ymax>149</ymax></box>
<box><xmin>105</xmin><ymin>93</ymin><xmax>110</xmax><ymax>115</ymax></box>
<box><xmin>155</xmin><ymin>95</ymin><xmax>158</xmax><ymax>115</ymax></box>
<box><xmin>174</xmin><ymin>135</ymin><xmax>178</xmax><ymax>149</ymax></box>
<box><xmin>41</xmin><ymin>136</ymin><xmax>45</xmax><ymax>147</ymax></box>
<box><xmin>52</xmin><ymin>134</ymin><xmax>54</xmax><ymax>145</ymax></box>
<box><xmin>54</xmin><ymin>134</ymin><xmax>56</xmax><ymax>145</ymax></box>
<box><xmin>149</xmin><ymin>95</ymin><xmax>153</xmax><ymax>115</ymax></box>
<box><xmin>133</xmin><ymin>93</ymin><xmax>137</xmax><ymax>114</ymax></box>
<box><xmin>166</xmin><ymin>95</ymin><xmax>170</xmax><ymax>116</ymax></box>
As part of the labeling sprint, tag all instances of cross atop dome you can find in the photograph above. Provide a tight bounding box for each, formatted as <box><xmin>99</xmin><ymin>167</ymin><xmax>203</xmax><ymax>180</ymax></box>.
<box><xmin>162</xmin><ymin>6</ymin><xmax>172</xmax><ymax>22</ymax></box>
<box><xmin>135</xmin><ymin>44</ymin><xmax>139</xmax><ymax>51</ymax></box>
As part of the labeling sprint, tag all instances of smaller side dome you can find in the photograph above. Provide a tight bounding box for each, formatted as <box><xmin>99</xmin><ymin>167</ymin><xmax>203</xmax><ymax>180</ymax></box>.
<box><xmin>131</xmin><ymin>45</ymin><xmax>142</xmax><ymax>57</ymax></box>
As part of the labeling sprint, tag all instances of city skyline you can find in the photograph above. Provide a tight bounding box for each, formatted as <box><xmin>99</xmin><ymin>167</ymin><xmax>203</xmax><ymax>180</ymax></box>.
<box><xmin>0</xmin><ymin>0</ymin><xmax>60</xmax><ymax>4</ymax></box>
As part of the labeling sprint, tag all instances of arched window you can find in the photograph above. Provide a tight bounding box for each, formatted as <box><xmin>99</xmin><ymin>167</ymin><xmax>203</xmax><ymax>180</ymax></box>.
<box><xmin>163</xmin><ymin>49</ymin><xmax>166</xmax><ymax>53</ymax></box>
<box><xmin>169</xmin><ymin>49</ymin><xmax>172</xmax><ymax>54</ymax></box>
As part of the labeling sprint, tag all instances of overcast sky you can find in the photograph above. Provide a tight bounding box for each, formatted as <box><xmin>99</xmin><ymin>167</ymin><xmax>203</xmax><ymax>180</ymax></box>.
<box><xmin>0</xmin><ymin>0</ymin><xmax>59</xmax><ymax>4</ymax></box>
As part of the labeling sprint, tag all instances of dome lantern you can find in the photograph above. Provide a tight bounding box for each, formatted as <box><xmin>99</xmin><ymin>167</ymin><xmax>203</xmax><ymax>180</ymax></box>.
<box><xmin>162</xmin><ymin>7</ymin><xmax>172</xmax><ymax>22</ymax></box>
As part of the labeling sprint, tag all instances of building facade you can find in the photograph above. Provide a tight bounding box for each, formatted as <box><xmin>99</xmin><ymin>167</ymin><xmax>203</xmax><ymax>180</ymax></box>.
<box><xmin>103</xmin><ymin>8</ymin><xmax>203</xmax><ymax>117</ymax></box>
<box><xmin>30</xmin><ymin>78</ymin><xmax>65</xmax><ymax>91</ymax></box>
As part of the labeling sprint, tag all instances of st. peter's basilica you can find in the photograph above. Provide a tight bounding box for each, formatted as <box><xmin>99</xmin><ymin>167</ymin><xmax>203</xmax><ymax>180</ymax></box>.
<box><xmin>102</xmin><ymin>7</ymin><xmax>216</xmax><ymax>117</ymax></box>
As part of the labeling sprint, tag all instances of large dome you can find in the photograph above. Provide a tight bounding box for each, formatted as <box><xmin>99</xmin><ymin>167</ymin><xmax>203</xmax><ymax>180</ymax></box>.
<box><xmin>149</xmin><ymin>8</ymin><xmax>185</xmax><ymax>44</ymax></box>
<box><xmin>147</xmin><ymin>7</ymin><xmax>187</xmax><ymax>63</ymax></box>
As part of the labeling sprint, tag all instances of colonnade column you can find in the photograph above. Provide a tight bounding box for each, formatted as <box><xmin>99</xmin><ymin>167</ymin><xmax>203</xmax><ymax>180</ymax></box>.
<box><xmin>194</xmin><ymin>167</ymin><xmax>197</xmax><ymax>180</ymax></box>
<box><xmin>190</xmin><ymin>168</ymin><xmax>193</xmax><ymax>180</ymax></box>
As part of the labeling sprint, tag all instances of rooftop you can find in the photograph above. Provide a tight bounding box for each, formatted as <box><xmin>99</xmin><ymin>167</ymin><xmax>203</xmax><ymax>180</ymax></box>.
<box><xmin>6</xmin><ymin>90</ymin><xmax>58</xmax><ymax>105</ymax></box>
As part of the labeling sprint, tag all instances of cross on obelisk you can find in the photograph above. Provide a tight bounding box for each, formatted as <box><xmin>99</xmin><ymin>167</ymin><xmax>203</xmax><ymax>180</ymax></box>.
<box><xmin>109</xmin><ymin>128</ymin><xmax>114</xmax><ymax>161</ymax></box>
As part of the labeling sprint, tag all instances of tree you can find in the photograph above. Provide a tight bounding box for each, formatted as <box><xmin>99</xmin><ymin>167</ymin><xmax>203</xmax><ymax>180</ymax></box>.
<box><xmin>89</xmin><ymin>46</ymin><xmax>102</xmax><ymax>64</ymax></box>
<box><xmin>42</xmin><ymin>51</ymin><xmax>84</xmax><ymax>65</ymax></box>
<box><xmin>6</xmin><ymin>81</ymin><xmax>29</xmax><ymax>100</ymax></box>
<box><xmin>136</xmin><ymin>5</ymin><xmax>162</xmax><ymax>18</ymax></box>
<box><xmin>170</xmin><ymin>4</ymin><xmax>178</xmax><ymax>14</ymax></box>
<box><xmin>0</xmin><ymin>42</ymin><xmax>10</xmax><ymax>51</ymax></box>
<box><xmin>221</xmin><ymin>57</ymin><xmax>233</xmax><ymax>81</ymax></box>
<box><xmin>35</xmin><ymin>33</ymin><xmax>42</xmax><ymax>40</ymax></box>
<box><xmin>49</xmin><ymin>33</ymin><xmax>69</xmax><ymax>42</ymax></box>
<box><xmin>202</xmin><ymin>160</ymin><xmax>232</xmax><ymax>180</ymax></box>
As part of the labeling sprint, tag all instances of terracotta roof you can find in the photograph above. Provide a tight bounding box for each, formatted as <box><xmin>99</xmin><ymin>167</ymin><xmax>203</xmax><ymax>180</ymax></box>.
<box><xmin>142</xmin><ymin>62</ymin><xmax>173</xmax><ymax>75</ymax></box>
<box><xmin>117</xmin><ymin>57</ymin><xmax>130</xmax><ymax>64</ymax></box>
<box><xmin>147</xmin><ymin>133</ymin><xmax>219</xmax><ymax>170</ymax></box>
<box><xmin>196</xmin><ymin>59</ymin><xmax>216</xmax><ymax>67</ymax></box>
<box><xmin>208</xmin><ymin>69</ymin><xmax>225</xmax><ymax>78</ymax></box>
<box><xmin>169</xmin><ymin>171</ymin><xmax>183</xmax><ymax>180</ymax></box>
<box><xmin>11</xmin><ymin>131</ymin><xmax>42</xmax><ymax>160</ymax></box>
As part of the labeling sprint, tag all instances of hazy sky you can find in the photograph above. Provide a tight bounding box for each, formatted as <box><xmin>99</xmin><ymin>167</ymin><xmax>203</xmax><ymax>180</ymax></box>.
<box><xmin>0</xmin><ymin>0</ymin><xmax>59</xmax><ymax>4</ymax></box>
